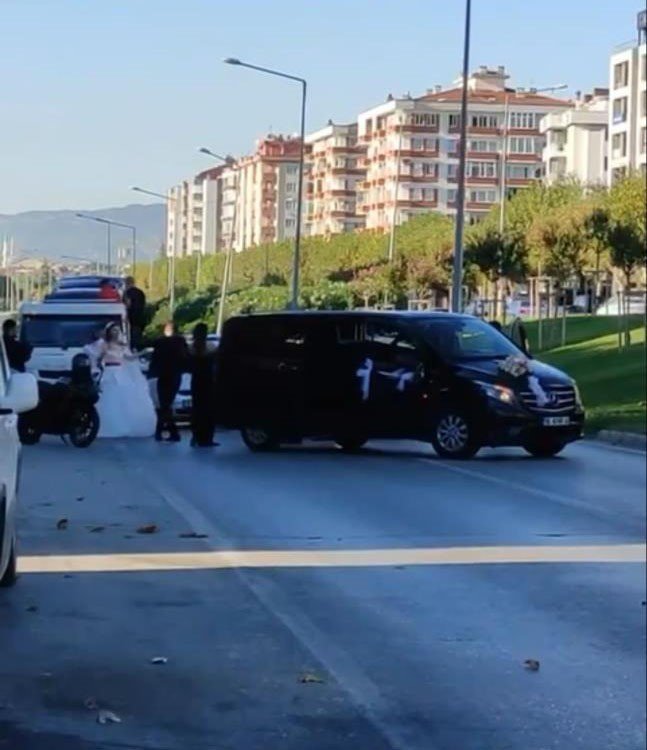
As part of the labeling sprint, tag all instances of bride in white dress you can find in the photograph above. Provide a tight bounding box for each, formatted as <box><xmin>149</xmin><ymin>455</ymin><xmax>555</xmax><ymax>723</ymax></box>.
<box><xmin>89</xmin><ymin>323</ymin><xmax>156</xmax><ymax>438</ymax></box>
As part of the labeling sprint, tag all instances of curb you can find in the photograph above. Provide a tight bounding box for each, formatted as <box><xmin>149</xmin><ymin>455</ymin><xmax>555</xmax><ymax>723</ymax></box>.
<box><xmin>595</xmin><ymin>430</ymin><xmax>647</xmax><ymax>451</ymax></box>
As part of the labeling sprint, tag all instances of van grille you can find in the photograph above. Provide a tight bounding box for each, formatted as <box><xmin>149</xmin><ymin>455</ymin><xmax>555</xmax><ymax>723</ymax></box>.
<box><xmin>519</xmin><ymin>385</ymin><xmax>576</xmax><ymax>413</ymax></box>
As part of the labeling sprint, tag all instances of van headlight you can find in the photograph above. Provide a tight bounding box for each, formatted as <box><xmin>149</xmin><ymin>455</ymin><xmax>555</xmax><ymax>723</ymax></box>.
<box><xmin>573</xmin><ymin>383</ymin><xmax>583</xmax><ymax>407</ymax></box>
<box><xmin>476</xmin><ymin>381</ymin><xmax>516</xmax><ymax>405</ymax></box>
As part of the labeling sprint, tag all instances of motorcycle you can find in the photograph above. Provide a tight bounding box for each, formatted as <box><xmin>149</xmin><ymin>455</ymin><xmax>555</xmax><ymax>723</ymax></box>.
<box><xmin>18</xmin><ymin>353</ymin><xmax>101</xmax><ymax>448</ymax></box>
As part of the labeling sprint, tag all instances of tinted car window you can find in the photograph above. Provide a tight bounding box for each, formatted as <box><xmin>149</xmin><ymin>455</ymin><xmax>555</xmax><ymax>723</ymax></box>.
<box><xmin>366</xmin><ymin>321</ymin><xmax>420</xmax><ymax>367</ymax></box>
<box><xmin>415</xmin><ymin>317</ymin><xmax>519</xmax><ymax>361</ymax></box>
<box><xmin>21</xmin><ymin>315</ymin><xmax>122</xmax><ymax>348</ymax></box>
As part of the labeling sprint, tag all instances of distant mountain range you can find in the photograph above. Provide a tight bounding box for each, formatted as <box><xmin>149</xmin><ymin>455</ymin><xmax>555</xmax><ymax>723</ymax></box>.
<box><xmin>0</xmin><ymin>204</ymin><xmax>165</xmax><ymax>263</ymax></box>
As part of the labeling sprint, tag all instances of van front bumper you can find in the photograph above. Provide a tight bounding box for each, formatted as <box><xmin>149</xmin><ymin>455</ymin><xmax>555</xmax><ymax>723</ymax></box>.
<box><xmin>483</xmin><ymin>404</ymin><xmax>585</xmax><ymax>447</ymax></box>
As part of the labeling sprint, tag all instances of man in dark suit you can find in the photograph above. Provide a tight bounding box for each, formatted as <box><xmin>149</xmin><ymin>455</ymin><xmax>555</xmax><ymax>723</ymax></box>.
<box><xmin>149</xmin><ymin>321</ymin><xmax>188</xmax><ymax>442</ymax></box>
<box><xmin>123</xmin><ymin>276</ymin><xmax>146</xmax><ymax>351</ymax></box>
<box><xmin>2</xmin><ymin>319</ymin><xmax>32</xmax><ymax>372</ymax></box>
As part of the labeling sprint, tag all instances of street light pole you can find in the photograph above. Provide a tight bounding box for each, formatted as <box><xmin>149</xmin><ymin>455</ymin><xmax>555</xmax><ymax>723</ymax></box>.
<box><xmin>388</xmin><ymin>113</ymin><xmax>404</xmax><ymax>264</ymax></box>
<box><xmin>224</xmin><ymin>57</ymin><xmax>307</xmax><ymax>309</ymax></box>
<box><xmin>131</xmin><ymin>186</ymin><xmax>177</xmax><ymax>312</ymax></box>
<box><xmin>450</xmin><ymin>0</ymin><xmax>472</xmax><ymax>313</ymax></box>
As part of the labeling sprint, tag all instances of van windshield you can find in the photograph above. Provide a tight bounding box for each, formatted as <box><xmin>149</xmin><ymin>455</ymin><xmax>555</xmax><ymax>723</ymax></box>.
<box><xmin>414</xmin><ymin>317</ymin><xmax>521</xmax><ymax>361</ymax></box>
<box><xmin>21</xmin><ymin>314</ymin><xmax>122</xmax><ymax>348</ymax></box>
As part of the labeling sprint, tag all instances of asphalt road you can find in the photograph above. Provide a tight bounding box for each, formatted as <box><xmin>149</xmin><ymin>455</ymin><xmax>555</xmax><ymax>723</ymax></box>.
<box><xmin>1</xmin><ymin>434</ymin><xmax>645</xmax><ymax>750</ymax></box>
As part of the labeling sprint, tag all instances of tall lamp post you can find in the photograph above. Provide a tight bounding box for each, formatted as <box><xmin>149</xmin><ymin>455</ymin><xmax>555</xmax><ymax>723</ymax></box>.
<box><xmin>198</xmin><ymin>147</ymin><xmax>237</xmax><ymax>335</ymax></box>
<box><xmin>75</xmin><ymin>213</ymin><xmax>137</xmax><ymax>275</ymax></box>
<box><xmin>224</xmin><ymin>57</ymin><xmax>307</xmax><ymax>310</ymax></box>
<box><xmin>450</xmin><ymin>0</ymin><xmax>472</xmax><ymax>313</ymax></box>
<box><xmin>131</xmin><ymin>186</ymin><xmax>178</xmax><ymax>312</ymax></box>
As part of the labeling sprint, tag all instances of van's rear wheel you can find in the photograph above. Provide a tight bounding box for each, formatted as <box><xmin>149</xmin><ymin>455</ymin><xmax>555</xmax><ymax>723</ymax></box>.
<box><xmin>241</xmin><ymin>427</ymin><xmax>277</xmax><ymax>453</ymax></box>
<box><xmin>335</xmin><ymin>436</ymin><xmax>368</xmax><ymax>453</ymax></box>
<box><xmin>431</xmin><ymin>409</ymin><xmax>480</xmax><ymax>459</ymax></box>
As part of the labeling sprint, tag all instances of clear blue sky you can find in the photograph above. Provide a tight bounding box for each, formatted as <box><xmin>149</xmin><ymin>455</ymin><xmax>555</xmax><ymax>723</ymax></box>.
<box><xmin>0</xmin><ymin>0</ymin><xmax>641</xmax><ymax>213</ymax></box>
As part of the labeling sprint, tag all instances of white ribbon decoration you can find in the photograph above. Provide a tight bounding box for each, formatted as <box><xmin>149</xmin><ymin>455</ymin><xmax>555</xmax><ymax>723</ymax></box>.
<box><xmin>356</xmin><ymin>358</ymin><xmax>374</xmax><ymax>401</ymax></box>
<box><xmin>528</xmin><ymin>375</ymin><xmax>549</xmax><ymax>407</ymax></box>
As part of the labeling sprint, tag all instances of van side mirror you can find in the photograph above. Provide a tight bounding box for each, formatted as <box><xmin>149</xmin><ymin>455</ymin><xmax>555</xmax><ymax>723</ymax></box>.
<box><xmin>0</xmin><ymin>372</ymin><xmax>39</xmax><ymax>414</ymax></box>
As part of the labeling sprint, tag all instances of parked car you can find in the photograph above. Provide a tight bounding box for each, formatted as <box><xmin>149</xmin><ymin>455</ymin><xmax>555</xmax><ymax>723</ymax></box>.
<box><xmin>19</xmin><ymin>300</ymin><xmax>128</xmax><ymax>381</ymax></box>
<box><xmin>216</xmin><ymin>311</ymin><xmax>585</xmax><ymax>459</ymax></box>
<box><xmin>596</xmin><ymin>293</ymin><xmax>646</xmax><ymax>316</ymax></box>
<box><xmin>140</xmin><ymin>334</ymin><xmax>220</xmax><ymax>424</ymax></box>
<box><xmin>0</xmin><ymin>336</ymin><xmax>39</xmax><ymax>587</ymax></box>
<box><xmin>56</xmin><ymin>275</ymin><xmax>124</xmax><ymax>292</ymax></box>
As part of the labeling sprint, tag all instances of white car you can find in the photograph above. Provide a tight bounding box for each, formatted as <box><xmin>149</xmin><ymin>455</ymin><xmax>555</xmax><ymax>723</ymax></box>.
<box><xmin>0</xmin><ymin>338</ymin><xmax>39</xmax><ymax>587</ymax></box>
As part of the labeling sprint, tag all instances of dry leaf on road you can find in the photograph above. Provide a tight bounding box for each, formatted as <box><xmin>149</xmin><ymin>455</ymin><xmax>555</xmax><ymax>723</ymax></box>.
<box><xmin>89</xmin><ymin>526</ymin><xmax>105</xmax><ymax>533</ymax></box>
<box><xmin>97</xmin><ymin>709</ymin><xmax>122</xmax><ymax>725</ymax></box>
<box><xmin>84</xmin><ymin>697</ymin><xmax>98</xmax><ymax>710</ymax></box>
<box><xmin>178</xmin><ymin>532</ymin><xmax>208</xmax><ymax>539</ymax></box>
<box><xmin>523</xmin><ymin>659</ymin><xmax>540</xmax><ymax>671</ymax></box>
<box><xmin>150</xmin><ymin>657</ymin><xmax>168</xmax><ymax>665</ymax></box>
<box><xmin>136</xmin><ymin>524</ymin><xmax>158</xmax><ymax>535</ymax></box>
<box><xmin>56</xmin><ymin>519</ymin><xmax>68</xmax><ymax>530</ymax></box>
<box><xmin>298</xmin><ymin>672</ymin><xmax>325</xmax><ymax>684</ymax></box>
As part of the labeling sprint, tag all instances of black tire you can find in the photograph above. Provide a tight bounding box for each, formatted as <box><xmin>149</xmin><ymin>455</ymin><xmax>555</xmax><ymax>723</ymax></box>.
<box><xmin>17</xmin><ymin>416</ymin><xmax>41</xmax><ymax>446</ymax></box>
<box><xmin>0</xmin><ymin>539</ymin><xmax>18</xmax><ymax>588</ymax></box>
<box><xmin>335</xmin><ymin>437</ymin><xmax>368</xmax><ymax>453</ymax></box>
<box><xmin>69</xmin><ymin>406</ymin><xmax>100</xmax><ymax>448</ymax></box>
<box><xmin>523</xmin><ymin>439</ymin><xmax>567</xmax><ymax>458</ymax></box>
<box><xmin>430</xmin><ymin>409</ymin><xmax>480</xmax><ymax>459</ymax></box>
<box><xmin>240</xmin><ymin>427</ymin><xmax>278</xmax><ymax>453</ymax></box>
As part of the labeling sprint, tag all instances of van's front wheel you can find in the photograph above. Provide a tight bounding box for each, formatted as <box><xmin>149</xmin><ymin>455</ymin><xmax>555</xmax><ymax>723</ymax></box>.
<box><xmin>431</xmin><ymin>409</ymin><xmax>480</xmax><ymax>459</ymax></box>
<box><xmin>241</xmin><ymin>427</ymin><xmax>277</xmax><ymax>453</ymax></box>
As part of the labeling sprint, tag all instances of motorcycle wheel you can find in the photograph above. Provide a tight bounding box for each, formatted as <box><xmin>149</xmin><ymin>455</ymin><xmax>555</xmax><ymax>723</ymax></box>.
<box><xmin>69</xmin><ymin>406</ymin><xmax>100</xmax><ymax>448</ymax></box>
<box><xmin>17</xmin><ymin>415</ymin><xmax>41</xmax><ymax>445</ymax></box>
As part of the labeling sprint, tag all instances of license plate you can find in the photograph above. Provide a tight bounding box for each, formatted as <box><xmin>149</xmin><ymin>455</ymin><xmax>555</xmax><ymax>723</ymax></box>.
<box><xmin>543</xmin><ymin>416</ymin><xmax>570</xmax><ymax>427</ymax></box>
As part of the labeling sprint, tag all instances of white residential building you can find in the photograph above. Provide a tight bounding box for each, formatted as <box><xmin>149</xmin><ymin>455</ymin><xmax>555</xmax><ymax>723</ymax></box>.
<box><xmin>231</xmin><ymin>135</ymin><xmax>303</xmax><ymax>252</ymax></box>
<box><xmin>166</xmin><ymin>166</ymin><xmax>226</xmax><ymax>258</ymax></box>
<box><xmin>357</xmin><ymin>66</ymin><xmax>571</xmax><ymax>231</ymax></box>
<box><xmin>608</xmin><ymin>9</ymin><xmax>647</xmax><ymax>182</ymax></box>
<box><xmin>541</xmin><ymin>89</ymin><xmax>609</xmax><ymax>185</ymax></box>
<box><xmin>305</xmin><ymin>122</ymin><xmax>366</xmax><ymax>236</ymax></box>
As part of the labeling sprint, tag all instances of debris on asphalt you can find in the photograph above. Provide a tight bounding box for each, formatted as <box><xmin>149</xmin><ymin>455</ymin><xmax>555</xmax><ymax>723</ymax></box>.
<box><xmin>298</xmin><ymin>672</ymin><xmax>325</xmax><ymax>684</ymax></box>
<box><xmin>137</xmin><ymin>524</ymin><xmax>159</xmax><ymax>535</ymax></box>
<box><xmin>642</xmin><ymin>601</ymin><xmax>646</xmax><ymax>606</ymax></box>
<box><xmin>56</xmin><ymin>518</ymin><xmax>69</xmax><ymax>530</ymax></box>
<box><xmin>84</xmin><ymin>697</ymin><xmax>99</xmax><ymax>711</ymax></box>
<box><xmin>25</xmin><ymin>605</ymin><xmax>38</xmax><ymax>613</ymax></box>
<box><xmin>524</xmin><ymin>659</ymin><xmax>540</xmax><ymax>671</ymax></box>
<box><xmin>97</xmin><ymin>709</ymin><xmax>122</xmax><ymax>725</ymax></box>
<box><xmin>76</xmin><ymin>496</ymin><xmax>84</xmax><ymax>502</ymax></box>
<box><xmin>88</xmin><ymin>526</ymin><xmax>106</xmax><ymax>533</ymax></box>
<box><xmin>178</xmin><ymin>532</ymin><xmax>208</xmax><ymax>539</ymax></box>
<box><xmin>150</xmin><ymin>657</ymin><xmax>168</xmax><ymax>665</ymax></box>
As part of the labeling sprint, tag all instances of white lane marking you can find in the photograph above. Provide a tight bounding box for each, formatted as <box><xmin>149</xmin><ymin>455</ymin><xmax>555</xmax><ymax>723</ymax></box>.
<box><xmin>417</xmin><ymin>457</ymin><xmax>643</xmax><ymax>517</ymax></box>
<box><xmin>19</xmin><ymin>544</ymin><xmax>646</xmax><ymax>573</ymax></box>
<box><xmin>113</xmin><ymin>446</ymin><xmax>442</xmax><ymax>750</ymax></box>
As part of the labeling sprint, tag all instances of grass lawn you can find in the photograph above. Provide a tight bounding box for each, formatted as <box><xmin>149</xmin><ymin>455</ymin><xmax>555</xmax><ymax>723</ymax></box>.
<box><xmin>519</xmin><ymin>315</ymin><xmax>644</xmax><ymax>353</ymax></box>
<box><xmin>540</xmin><ymin>325</ymin><xmax>646</xmax><ymax>435</ymax></box>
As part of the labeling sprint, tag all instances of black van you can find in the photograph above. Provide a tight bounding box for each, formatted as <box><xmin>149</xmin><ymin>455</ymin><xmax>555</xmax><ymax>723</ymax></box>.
<box><xmin>216</xmin><ymin>311</ymin><xmax>584</xmax><ymax>459</ymax></box>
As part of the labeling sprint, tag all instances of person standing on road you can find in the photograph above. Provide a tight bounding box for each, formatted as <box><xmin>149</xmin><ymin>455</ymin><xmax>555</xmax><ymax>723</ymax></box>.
<box><xmin>123</xmin><ymin>276</ymin><xmax>147</xmax><ymax>351</ymax></box>
<box><xmin>188</xmin><ymin>323</ymin><xmax>218</xmax><ymax>448</ymax></box>
<box><xmin>2</xmin><ymin>319</ymin><xmax>32</xmax><ymax>373</ymax></box>
<box><xmin>149</xmin><ymin>321</ymin><xmax>188</xmax><ymax>442</ymax></box>
<box><xmin>510</xmin><ymin>316</ymin><xmax>530</xmax><ymax>355</ymax></box>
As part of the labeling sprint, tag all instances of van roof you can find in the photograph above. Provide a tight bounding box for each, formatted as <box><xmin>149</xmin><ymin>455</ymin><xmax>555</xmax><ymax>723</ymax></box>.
<box><xmin>19</xmin><ymin>301</ymin><xmax>126</xmax><ymax>316</ymax></box>
<box><xmin>230</xmin><ymin>310</ymin><xmax>470</xmax><ymax>321</ymax></box>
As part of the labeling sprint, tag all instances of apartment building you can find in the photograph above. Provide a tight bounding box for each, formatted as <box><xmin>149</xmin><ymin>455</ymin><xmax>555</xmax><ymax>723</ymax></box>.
<box><xmin>304</xmin><ymin>122</ymin><xmax>366</xmax><ymax>236</ymax></box>
<box><xmin>541</xmin><ymin>89</ymin><xmax>609</xmax><ymax>185</ymax></box>
<box><xmin>231</xmin><ymin>135</ymin><xmax>303</xmax><ymax>252</ymax></box>
<box><xmin>608</xmin><ymin>9</ymin><xmax>647</xmax><ymax>182</ymax></box>
<box><xmin>166</xmin><ymin>165</ymin><xmax>226</xmax><ymax>257</ymax></box>
<box><xmin>357</xmin><ymin>66</ymin><xmax>571</xmax><ymax>231</ymax></box>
